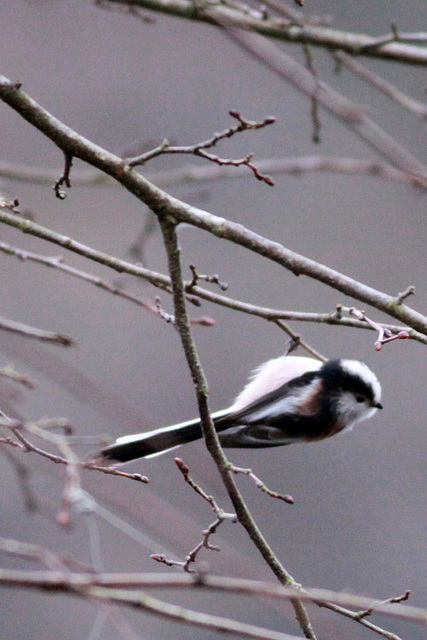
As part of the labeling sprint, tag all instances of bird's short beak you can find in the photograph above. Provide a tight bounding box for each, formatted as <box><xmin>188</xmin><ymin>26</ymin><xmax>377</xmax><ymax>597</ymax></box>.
<box><xmin>373</xmin><ymin>402</ymin><xmax>383</xmax><ymax>410</ymax></box>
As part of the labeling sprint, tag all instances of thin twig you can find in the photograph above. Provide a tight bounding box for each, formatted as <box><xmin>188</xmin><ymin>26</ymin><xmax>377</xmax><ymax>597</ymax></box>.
<box><xmin>188</xmin><ymin>264</ymin><xmax>228</xmax><ymax>292</ymax></box>
<box><xmin>0</xmin><ymin>364</ymin><xmax>37</xmax><ymax>389</ymax></box>
<box><xmin>127</xmin><ymin>111</ymin><xmax>275</xmax><ymax>185</ymax></box>
<box><xmin>0</xmin><ymin>314</ymin><xmax>74</xmax><ymax>346</ymax></box>
<box><xmin>0</xmin><ymin>239</ymin><xmax>212</xmax><ymax>326</ymax></box>
<box><xmin>302</xmin><ymin>43</ymin><xmax>321</xmax><ymax>143</ymax></box>
<box><xmin>395</xmin><ymin>286</ymin><xmax>415</xmax><ymax>305</ymax></box>
<box><xmin>354</xmin><ymin>591</ymin><xmax>411</xmax><ymax>621</ymax></box>
<box><xmin>53</xmin><ymin>152</ymin><xmax>73</xmax><ymax>199</ymax></box>
<box><xmin>151</xmin><ymin>457</ymin><xmax>238</xmax><ymax>572</ymax></box>
<box><xmin>0</xmin><ymin>422</ymin><xmax>149</xmax><ymax>484</ymax></box>
<box><xmin>230</xmin><ymin>465</ymin><xmax>294</xmax><ymax>504</ymax></box>
<box><xmin>272</xmin><ymin>320</ymin><xmax>327</xmax><ymax>361</ymax></box>
<box><xmin>347</xmin><ymin>307</ymin><xmax>410</xmax><ymax>351</ymax></box>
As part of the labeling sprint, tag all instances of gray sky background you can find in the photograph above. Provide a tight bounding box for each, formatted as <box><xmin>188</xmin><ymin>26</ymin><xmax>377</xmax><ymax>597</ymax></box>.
<box><xmin>0</xmin><ymin>2</ymin><xmax>426</xmax><ymax>639</ymax></box>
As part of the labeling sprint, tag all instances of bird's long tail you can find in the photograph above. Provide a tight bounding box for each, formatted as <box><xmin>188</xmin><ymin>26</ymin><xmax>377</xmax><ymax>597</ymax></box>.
<box><xmin>100</xmin><ymin>410</ymin><xmax>231</xmax><ymax>463</ymax></box>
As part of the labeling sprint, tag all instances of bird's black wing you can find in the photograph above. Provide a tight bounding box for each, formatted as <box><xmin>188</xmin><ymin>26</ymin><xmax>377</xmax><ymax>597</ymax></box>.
<box><xmin>214</xmin><ymin>370</ymin><xmax>324</xmax><ymax>447</ymax></box>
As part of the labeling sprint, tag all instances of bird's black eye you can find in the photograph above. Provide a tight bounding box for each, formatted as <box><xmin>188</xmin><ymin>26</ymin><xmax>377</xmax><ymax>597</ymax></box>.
<box><xmin>355</xmin><ymin>396</ymin><xmax>365</xmax><ymax>403</ymax></box>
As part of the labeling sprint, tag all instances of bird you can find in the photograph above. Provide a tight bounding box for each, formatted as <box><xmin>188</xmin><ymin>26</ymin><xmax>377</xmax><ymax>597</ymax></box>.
<box><xmin>98</xmin><ymin>355</ymin><xmax>382</xmax><ymax>464</ymax></box>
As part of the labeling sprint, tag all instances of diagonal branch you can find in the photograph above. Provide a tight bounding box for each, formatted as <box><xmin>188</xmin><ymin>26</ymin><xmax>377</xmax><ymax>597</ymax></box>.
<box><xmin>100</xmin><ymin>0</ymin><xmax>427</xmax><ymax>65</ymax></box>
<box><xmin>0</xmin><ymin>314</ymin><xmax>74</xmax><ymax>346</ymax></box>
<box><xmin>1</xmin><ymin>211</ymin><xmax>425</xmax><ymax>345</ymax></box>
<box><xmin>221</xmin><ymin>28</ymin><xmax>427</xmax><ymax>181</ymax></box>
<box><xmin>332</xmin><ymin>51</ymin><xmax>427</xmax><ymax>120</ymax></box>
<box><xmin>0</xmin><ymin>76</ymin><xmax>426</xmax><ymax>336</ymax></box>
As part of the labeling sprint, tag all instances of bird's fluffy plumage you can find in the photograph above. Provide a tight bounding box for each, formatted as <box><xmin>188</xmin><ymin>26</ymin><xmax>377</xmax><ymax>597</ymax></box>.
<box><xmin>99</xmin><ymin>355</ymin><xmax>382</xmax><ymax>463</ymax></box>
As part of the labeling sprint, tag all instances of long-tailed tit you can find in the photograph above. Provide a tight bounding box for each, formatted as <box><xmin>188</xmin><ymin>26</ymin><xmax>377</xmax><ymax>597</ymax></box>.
<box><xmin>99</xmin><ymin>356</ymin><xmax>382</xmax><ymax>464</ymax></box>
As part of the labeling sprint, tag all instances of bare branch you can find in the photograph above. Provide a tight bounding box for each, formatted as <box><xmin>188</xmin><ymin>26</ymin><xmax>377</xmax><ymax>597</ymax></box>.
<box><xmin>0</xmin><ymin>364</ymin><xmax>37</xmax><ymax>389</ymax></box>
<box><xmin>0</xmin><ymin>537</ymin><xmax>94</xmax><ymax>573</ymax></box>
<box><xmin>0</xmin><ymin>566</ymin><xmax>424</xmax><ymax>626</ymax></box>
<box><xmin>302</xmin><ymin>43</ymin><xmax>321</xmax><ymax>144</ymax></box>
<box><xmin>53</xmin><ymin>152</ymin><xmax>73</xmax><ymax>199</ymax></box>
<box><xmin>0</xmin><ymin>77</ymin><xmax>425</xmax><ymax>335</ymax></box>
<box><xmin>158</xmin><ymin>217</ymin><xmax>317</xmax><ymax>639</ymax></box>
<box><xmin>230</xmin><ymin>464</ymin><xmax>294</xmax><ymax>504</ymax></box>
<box><xmin>0</xmin><ymin>568</ymin><xmax>309</xmax><ymax>640</ymax></box>
<box><xmin>347</xmin><ymin>307</ymin><xmax>410</xmax><ymax>351</ymax></box>
<box><xmin>127</xmin><ymin>111</ymin><xmax>275</xmax><ymax>185</ymax></box>
<box><xmin>0</xmin><ymin>241</ymin><xmax>213</xmax><ymax>327</ymax></box>
<box><xmin>0</xmin><ymin>527</ymin><xmax>416</xmax><ymax>639</ymax></box>
<box><xmin>2</xmin><ymin>156</ymin><xmax>426</xmax><ymax>189</ymax></box>
<box><xmin>271</xmin><ymin>322</ymin><xmax>327</xmax><ymax>361</ymax></box>
<box><xmin>317</xmin><ymin>600</ymin><xmax>405</xmax><ymax>640</ymax></box>
<box><xmin>0</xmin><ymin>210</ymin><xmax>425</xmax><ymax>346</ymax></box>
<box><xmin>149</xmin><ymin>457</ymin><xmax>239</xmax><ymax>572</ymax></box>
<box><xmin>0</xmin><ymin>314</ymin><xmax>75</xmax><ymax>346</ymax></box>
<box><xmin>0</xmin><ymin>419</ymin><xmax>149</xmax><ymax>484</ymax></box>
<box><xmin>99</xmin><ymin>1</ymin><xmax>427</xmax><ymax>65</ymax></box>
<box><xmin>354</xmin><ymin>591</ymin><xmax>411</xmax><ymax>622</ymax></box>
<box><xmin>188</xmin><ymin>264</ymin><xmax>228</xmax><ymax>292</ymax></box>
<box><xmin>332</xmin><ymin>51</ymin><xmax>427</xmax><ymax>120</ymax></box>
<box><xmin>222</xmin><ymin>29</ymin><xmax>427</xmax><ymax>182</ymax></box>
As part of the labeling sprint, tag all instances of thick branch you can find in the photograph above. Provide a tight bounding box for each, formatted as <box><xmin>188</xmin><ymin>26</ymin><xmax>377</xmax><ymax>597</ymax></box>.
<box><xmin>102</xmin><ymin>0</ymin><xmax>427</xmax><ymax>65</ymax></box>
<box><xmin>2</xmin><ymin>215</ymin><xmax>423</xmax><ymax>352</ymax></box>
<box><xmin>0</xmin><ymin>76</ymin><xmax>426</xmax><ymax>336</ymax></box>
